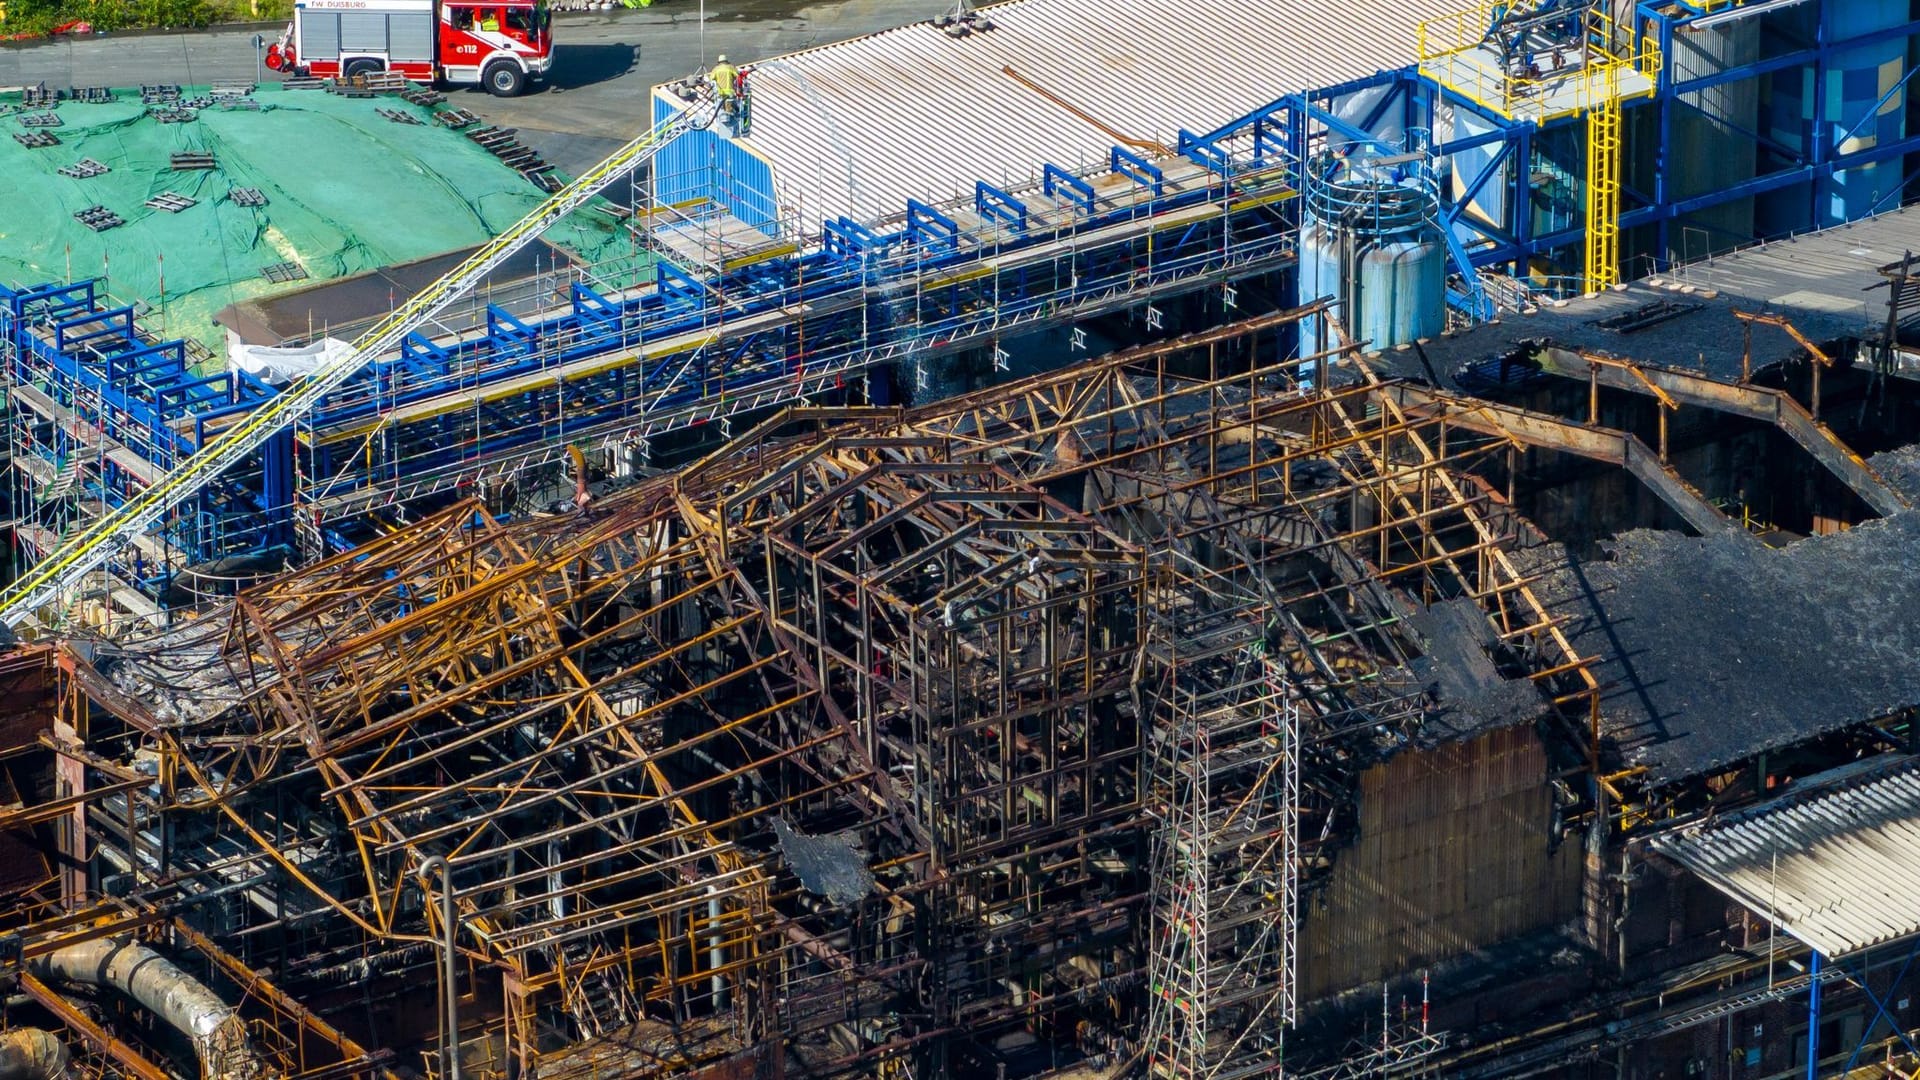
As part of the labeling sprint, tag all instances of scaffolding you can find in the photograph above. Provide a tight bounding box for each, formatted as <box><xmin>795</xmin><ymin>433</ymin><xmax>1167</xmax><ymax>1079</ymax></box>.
<box><xmin>1143</xmin><ymin>644</ymin><xmax>1301</xmax><ymax>1080</ymax></box>
<box><xmin>0</xmin><ymin>101</ymin><xmax>1304</xmax><ymax>627</ymax></box>
<box><xmin>0</xmin><ymin>307</ymin><xmax>1614</xmax><ymax>1080</ymax></box>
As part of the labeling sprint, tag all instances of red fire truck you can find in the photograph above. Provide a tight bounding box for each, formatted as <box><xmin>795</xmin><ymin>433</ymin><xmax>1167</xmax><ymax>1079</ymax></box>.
<box><xmin>267</xmin><ymin>0</ymin><xmax>554</xmax><ymax>97</ymax></box>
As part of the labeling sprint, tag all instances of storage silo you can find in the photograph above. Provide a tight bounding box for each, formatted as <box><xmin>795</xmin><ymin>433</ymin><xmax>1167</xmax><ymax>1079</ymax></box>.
<box><xmin>1296</xmin><ymin>148</ymin><xmax>1447</xmax><ymax>371</ymax></box>
<box><xmin>1758</xmin><ymin>0</ymin><xmax>1909</xmax><ymax>234</ymax></box>
<box><xmin>1821</xmin><ymin>0</ymin><xmax>1909</xmax><ymax>224</ymax></box>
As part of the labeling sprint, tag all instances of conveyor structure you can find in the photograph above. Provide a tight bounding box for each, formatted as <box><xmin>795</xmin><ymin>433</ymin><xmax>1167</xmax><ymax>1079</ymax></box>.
<box><xmin>0</xmin><ymin>87</ymin><xmax>1311</xmax><ymax>626</ymax></box>
<box><xmin>0</xmin><ymin>95</ymin><xmax>736</xmax><ymax>627</ymax></box>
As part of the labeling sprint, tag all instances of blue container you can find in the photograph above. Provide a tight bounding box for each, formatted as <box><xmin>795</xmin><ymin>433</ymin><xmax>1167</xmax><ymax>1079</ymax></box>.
<box><xmin>1296</xmin><ymin>150</ymin><xmax>1447</xmax><ymax>370</ymax></box>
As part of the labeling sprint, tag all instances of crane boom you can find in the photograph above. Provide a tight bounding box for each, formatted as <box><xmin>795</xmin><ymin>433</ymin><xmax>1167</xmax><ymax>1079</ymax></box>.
<box><xmin>0</xmin><ymin>96</ymin><xmax>721</xmax><ymax>629</ymax></box>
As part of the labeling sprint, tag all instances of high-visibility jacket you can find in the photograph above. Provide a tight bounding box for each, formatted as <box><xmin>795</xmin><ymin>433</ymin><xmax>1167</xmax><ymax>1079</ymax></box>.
<box><xmin>712</xmin><ymin>61</ymin><xmax>740</xmax><ymax>97</ymax></box>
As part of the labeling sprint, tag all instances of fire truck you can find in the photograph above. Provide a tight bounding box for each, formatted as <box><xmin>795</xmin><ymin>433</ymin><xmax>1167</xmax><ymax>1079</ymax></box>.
<box><xmin>268</xmin><ymin>0</ymin><xmax>554</xmax><ymax>97</ymax></box>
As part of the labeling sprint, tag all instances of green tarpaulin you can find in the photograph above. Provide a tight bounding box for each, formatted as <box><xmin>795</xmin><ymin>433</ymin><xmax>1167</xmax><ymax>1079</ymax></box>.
<box><xmin>0</xmin><ymin>86</ymin><xmax>639</xmax><ymax>359</ymax></box>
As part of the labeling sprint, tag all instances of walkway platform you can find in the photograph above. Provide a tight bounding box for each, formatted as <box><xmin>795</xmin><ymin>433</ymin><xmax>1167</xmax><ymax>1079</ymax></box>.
<box><xmin>1420</xmin><ymin>46</ymin><xmax>1654</xmax><ymax>122</ymax></box>
<box><xmin>639</xmin><ymin>202</ymin><xmax>798</xmax><ymax>274</ymax></box>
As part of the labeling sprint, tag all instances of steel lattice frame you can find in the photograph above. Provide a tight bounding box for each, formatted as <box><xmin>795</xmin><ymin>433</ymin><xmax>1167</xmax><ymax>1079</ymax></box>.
<box><xmin>7</xmin><ymin>307</ymin><xmax>1601</xmax><ymax>1080</ymax></box>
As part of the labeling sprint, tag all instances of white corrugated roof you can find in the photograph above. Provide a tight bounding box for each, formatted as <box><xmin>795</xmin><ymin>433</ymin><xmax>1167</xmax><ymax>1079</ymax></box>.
<box><xmin>716</xmin><ymin>0</ymin><xmax>1456</xmax><ymax>235</ymax></box>
<box><xmin>1651</xmin><ymin>763</ymin><xmax>1920</xmax><ymax>957</ymax></box>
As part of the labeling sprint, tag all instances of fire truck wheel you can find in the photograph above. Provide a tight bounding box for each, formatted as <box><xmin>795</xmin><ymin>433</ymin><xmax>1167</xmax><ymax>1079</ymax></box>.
<box><xmin>342</xmin><ymin>57</ymin><xmax>383</xmax><ymax>81</ymax></box>
<box><xmin>483</xmin><ymin>62</ymin><xmax>526</xmax><ymax>97</ymax></box>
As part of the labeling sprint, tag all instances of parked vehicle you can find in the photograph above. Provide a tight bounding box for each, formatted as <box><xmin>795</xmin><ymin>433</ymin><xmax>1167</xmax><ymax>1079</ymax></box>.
<box><xmin>268</xmin><ymin>0</ymin><xmax>553</xmax><ymax>97</ymax></box>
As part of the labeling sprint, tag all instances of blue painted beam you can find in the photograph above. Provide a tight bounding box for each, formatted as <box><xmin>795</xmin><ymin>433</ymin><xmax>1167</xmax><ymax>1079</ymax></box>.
<box><xmin>570</xmin><ymin>281</ymin><xmax>621</xmax><ymax>324</ymax></box>
<box><xmin>1109</xmin><ymin>147</ymin><xmax>1165</xmax><ymax>198</ymax></box>
<box><xmin>975</xmin><ymin>181</ymin><xmax>1030</xmax><ymax>233</ymax></box>
<box><xmin>1043</xmin><ymin>164</ymin><xmax>1097</xmax><ymax>214</ymax></box>
<box><xmin>907</xmin><ymin>199</ymin><xmax>961</xmax><ymax>250</ymax></box>
<box><xmin>1176</xmin><ymin>130</ymin><xmax>1233</xmax><ymax>175</ymax></box>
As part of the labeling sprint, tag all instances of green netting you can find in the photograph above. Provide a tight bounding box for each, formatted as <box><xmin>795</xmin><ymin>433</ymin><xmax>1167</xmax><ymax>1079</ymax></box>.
<box><xmin>0</xmin><ymin>85</ymin><xmax>643</xmax><ymax>359</ymax></box>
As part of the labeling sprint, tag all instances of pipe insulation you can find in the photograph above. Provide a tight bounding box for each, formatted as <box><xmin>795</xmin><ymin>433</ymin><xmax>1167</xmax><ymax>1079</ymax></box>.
<box><xmin>0</xmin><ymin>1029</ymin><xmax>67</xmax><ymax>1080</ymax></box>
<box><xmin>29</xmin><ymin>939</ymin><xmax>259</xmax><ymax>1079</ymax></box>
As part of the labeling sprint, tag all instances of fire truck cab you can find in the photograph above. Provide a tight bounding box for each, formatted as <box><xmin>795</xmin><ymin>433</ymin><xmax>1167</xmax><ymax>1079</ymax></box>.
<box><xmin>270</xmin><ymin>0</ymin><xmax>553</xmax><ymax>97</ymax></box>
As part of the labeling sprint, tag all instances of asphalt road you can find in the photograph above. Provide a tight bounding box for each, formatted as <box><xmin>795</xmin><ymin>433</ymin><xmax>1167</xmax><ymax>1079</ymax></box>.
<box><xmin>0</xmin><ymin>0</ymin><xmax>951</xmax><ymax>175</ymax></box>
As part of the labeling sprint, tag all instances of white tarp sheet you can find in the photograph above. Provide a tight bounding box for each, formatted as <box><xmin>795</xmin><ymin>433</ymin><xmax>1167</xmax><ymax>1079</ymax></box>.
<box><xmin>230</xmin><ymin>338</ymin><xmax>355</xmax><ymax>385</ymax></box>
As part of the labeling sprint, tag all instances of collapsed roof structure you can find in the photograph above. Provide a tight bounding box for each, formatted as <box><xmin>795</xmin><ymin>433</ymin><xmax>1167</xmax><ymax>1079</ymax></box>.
<box><xmin>1</xmin><ymin>307</ymin><xmax>1613</xmax><ymax>1079</ymax></box>
<box><xmin>10</xmin><ymin>211</ymin><xmax>1920</xmax><ymax>1074</ymax></box>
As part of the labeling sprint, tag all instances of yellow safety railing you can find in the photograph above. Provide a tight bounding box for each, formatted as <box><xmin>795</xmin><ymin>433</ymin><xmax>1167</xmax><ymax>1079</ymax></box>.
<box><xmin>1416</xmin><ymin>2</ymin><xmax>1662</xmax><ymax>122</ymax></box>
<box><xmin>1416</xmin><ymin>0</ymin><xmax>1512</xmax><ymax>61</ymax></box>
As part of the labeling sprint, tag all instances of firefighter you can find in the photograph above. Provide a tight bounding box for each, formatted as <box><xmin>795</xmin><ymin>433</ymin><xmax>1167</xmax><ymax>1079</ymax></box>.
<box><xmin>711</xmin><ymin>54</ymin><xmax>740</xmax><ymax>111</ymax></box>
<box><xmin>478</xmin><ymin>9</ymin><xmax>500</xmax><ymax>32</ymax></box>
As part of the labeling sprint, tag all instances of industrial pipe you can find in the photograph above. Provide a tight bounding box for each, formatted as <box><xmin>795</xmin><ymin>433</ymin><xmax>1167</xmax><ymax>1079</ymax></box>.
<box><xmin>30</xmin><ymin>939</ymin><xmax>258</xmax><ymax>1079</ymax></box>
<box><xmin>0</xmin><ymin>1029</ymin><xmax>67</xmax><ymax>1080</ymax></box>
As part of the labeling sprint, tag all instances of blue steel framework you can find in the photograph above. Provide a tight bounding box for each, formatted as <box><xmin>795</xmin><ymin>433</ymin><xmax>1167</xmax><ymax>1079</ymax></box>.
<box><xmin>1799</xmin><ymin>935</ymin><xmax>1920</xmax><ymax>1079</ymax></box>
<box><xmin>4</xmin><ymin>115</ymin><xmax>1307</xmax><ymax>601</ymax></box>
<box><xmin>0</xmin><ymin>280</ymin><xmax>293</xmax><ymax>589</ymax></box>
<box><xmin>287</xmin><ymin>145</ymin><xmax>1300</xmax><ymax>532</ymax></box>
<box><xmin>5</xmin><ymin>0</ymin><xmax>1917</xmax><ymax>613</ymax></box>
<box><xmin>1393</xmin><ymin>0</ymin><xmax>1920</xmax><ymax>292</ymax></box>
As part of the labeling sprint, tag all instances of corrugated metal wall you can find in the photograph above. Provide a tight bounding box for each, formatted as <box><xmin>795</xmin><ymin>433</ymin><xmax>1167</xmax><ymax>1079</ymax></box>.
<box><xmin>1301</xmin><ymin>725</ymin><xmax>1583</xmax><ymax>1001</ymax></box>
<box><xmin>651</xmin><ymin>92</ymin><xmax>782</xmax><ymax>237</ymax></box>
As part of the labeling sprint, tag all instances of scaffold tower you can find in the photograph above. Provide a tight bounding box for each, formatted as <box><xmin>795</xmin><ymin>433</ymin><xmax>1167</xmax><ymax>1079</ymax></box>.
<box><xmin>1144</xmin><ymin>636</ymin><xmax>1301</xmax><ymax>1080</ymax></box>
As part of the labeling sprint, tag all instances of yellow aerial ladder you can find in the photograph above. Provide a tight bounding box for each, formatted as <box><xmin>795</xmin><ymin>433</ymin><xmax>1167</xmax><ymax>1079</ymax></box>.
<box><xmin>0</xmin><ymin>93</ymin><xmax>722</xmax><ymax>629</ymax></box>
<box><xmin>1582</xmin><ymin>54</ymin><xmax>1623</xmax><ymax>291</ymax></box>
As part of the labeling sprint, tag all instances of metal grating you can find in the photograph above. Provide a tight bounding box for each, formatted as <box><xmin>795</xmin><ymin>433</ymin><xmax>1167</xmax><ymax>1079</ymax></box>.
<box><xmin>58</xmin><ymin>158</ymin><xmax>110</xmax><ymax>179</ymax></box>
<box><xmin>73</xmin><ymin>206</ymin><xmax>124</xmax><ymax>232</ymax></box>
<box><xmin>1588</xmin><ymin>298</ymin><xmax>1703</xmax><ymax>333</ymax></box>
<box><xmin>260</xmin><ymin>262</ymin><xmax>309</xmax><ymax>283</ymax></box>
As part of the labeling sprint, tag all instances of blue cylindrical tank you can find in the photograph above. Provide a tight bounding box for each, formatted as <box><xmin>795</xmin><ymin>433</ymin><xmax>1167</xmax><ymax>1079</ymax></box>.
<box><xmin>1295</xmin><ymin>149</ymin><xmax>1446</xmax><ymax>371</ymax></box>
<box><xmin>1757</xmin><ymin>0</ymin><xmax>1908</xmax><ymax>233</ymax></box>
<box><xmin>1357</xmin><ymin>239</ymin><xmax>1447</xmax><ymax>353</ymax></box>
<box><xmin>1821</xmin><ymin>0</ymin><xmax>1907</xmax><ymax>225</ymax></box>
<box><xmin>1297</xmin><ymin>218</ymin><xmax>1344</xmax><ymax>357</ymax></box>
